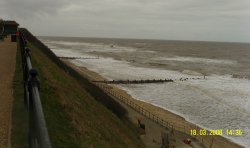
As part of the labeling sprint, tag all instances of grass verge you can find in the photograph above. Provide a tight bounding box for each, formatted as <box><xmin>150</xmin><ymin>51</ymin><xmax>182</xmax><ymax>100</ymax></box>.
<box><xmin>24</xmin><ymin>41</ymin><xmax>144</xmax><ymax>147</ymax></box>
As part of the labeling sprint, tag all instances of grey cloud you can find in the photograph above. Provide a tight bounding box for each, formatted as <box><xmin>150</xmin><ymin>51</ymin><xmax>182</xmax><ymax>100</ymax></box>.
<box><xmin>1</xmin><ymin>0</ymin><xmax>71</xmax><ymax>19</ymax></box>
<box><xmin>1</xmin><ymin>0</ymin><xmax>250</xmax><ymax>42</ymax></box>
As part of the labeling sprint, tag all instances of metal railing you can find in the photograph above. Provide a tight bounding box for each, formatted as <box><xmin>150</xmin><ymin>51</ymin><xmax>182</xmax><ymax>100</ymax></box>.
<box><xmin>19</xmin><ymin>31</ymin><xmax>51</xmax><ymax>148</ymax></box>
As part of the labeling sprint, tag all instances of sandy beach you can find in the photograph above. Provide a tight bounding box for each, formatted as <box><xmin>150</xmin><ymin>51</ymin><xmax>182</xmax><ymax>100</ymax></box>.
<box><xmin>62</xmin><ymin>59</ymin><xmax>242</xmax><ymax>148</ymax></box>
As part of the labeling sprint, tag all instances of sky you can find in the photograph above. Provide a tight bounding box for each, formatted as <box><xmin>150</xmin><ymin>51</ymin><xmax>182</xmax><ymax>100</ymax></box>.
<box><xmin>1</xmin><ymin>0</ymin><xmax>250</xmax><ymax>42</ymax></box>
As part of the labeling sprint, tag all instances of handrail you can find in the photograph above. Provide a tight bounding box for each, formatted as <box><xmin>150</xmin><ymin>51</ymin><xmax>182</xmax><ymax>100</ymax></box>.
<box><xmin>19</xmin><ymin>31</ymin><xmax>51</xmax><ymax>148</ymax></box>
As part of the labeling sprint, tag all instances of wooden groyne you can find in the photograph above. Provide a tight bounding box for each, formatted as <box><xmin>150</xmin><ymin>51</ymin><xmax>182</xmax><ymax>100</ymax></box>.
<box><xmin>93</xmin><ymin>79</ymin><xmax>174</xmax><ymax>84</ymax></box>
<box><xmin>93</xmin><ymin>77</ymin><xmax>205</xmax><ymax>84</ymax></box>
<box><xmin>58</xmin><ymin>56</ymin><xmax>99</xmax><ymax>60</ymax></box>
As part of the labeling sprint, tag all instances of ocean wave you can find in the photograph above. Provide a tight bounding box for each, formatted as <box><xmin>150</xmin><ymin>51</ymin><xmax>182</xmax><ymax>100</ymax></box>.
<box><xmin>154</xmin><ymin>56</ymin><xmax>237</xmax><ymax>65</ymax></box>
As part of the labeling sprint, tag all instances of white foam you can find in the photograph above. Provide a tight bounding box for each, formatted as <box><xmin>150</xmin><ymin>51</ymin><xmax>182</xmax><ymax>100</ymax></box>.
<box><xmin>119</xmin><ymin>80</ymin><xmax>250</xmax><ymax>147</ymax></box>
<box><xmin>50</xmin><ymin>48</ymin><xmax>84</xmax><ymax>57</ymax></box>
<box><xmin>71</xmin><ymin>57</ymin><xmax>250</xmax><ymax>147</ymax></box>
<box><xmin>154</xmin><ymin>56</ymin><xmax>237</xmax><ymax>65</ymax></box>
<box><xmin>41</xmin><ymin>40</ymin><xmax>93</xmax><ymax>46</ymax></box>
<box><xmin>40</xmin><ymin>39</ymin><xmax>137</xmax><ymax>53</ymax></box>
<box><xmin>71</xmin><ymin>57</ymin><xmax>201</xmax><ymax>80</ymax></box>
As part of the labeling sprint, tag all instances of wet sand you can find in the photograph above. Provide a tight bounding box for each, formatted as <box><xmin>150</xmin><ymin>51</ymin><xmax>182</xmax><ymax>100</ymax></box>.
<box><xmin>62</xmin><ymin>59</ymin><xmax>242</xmax><ymax>148</ymax></box>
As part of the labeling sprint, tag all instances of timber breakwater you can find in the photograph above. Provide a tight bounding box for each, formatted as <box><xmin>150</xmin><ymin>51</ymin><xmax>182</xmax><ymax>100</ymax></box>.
<box><xmin>92</xmin><ymin>77</ymin><xmax>206</xmax><ymax>84</ymax></box>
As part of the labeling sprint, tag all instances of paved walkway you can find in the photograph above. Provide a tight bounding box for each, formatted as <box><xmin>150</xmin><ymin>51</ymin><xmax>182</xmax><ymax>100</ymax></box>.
<box><xmin>0</xmin><ymin>36</ymin><xmax>17</xmax><ymax>147</ymax></box>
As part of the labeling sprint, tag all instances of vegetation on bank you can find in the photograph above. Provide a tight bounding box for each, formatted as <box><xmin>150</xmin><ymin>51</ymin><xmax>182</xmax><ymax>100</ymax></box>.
<box><xmin>13</xmin><ymin>37</ymin><xmax>144</xmax><ymax>147</ymax></box>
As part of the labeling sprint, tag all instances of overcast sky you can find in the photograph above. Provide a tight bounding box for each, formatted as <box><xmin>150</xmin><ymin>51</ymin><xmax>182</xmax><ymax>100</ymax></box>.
<box><xmin>1</xmin><ymin>0</ymin><xmax>250</xmax><ymax>42</ymax></box>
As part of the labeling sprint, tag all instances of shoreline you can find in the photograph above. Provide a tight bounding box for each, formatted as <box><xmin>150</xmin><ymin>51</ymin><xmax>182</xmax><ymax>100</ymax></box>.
<box><xmin>62</xmin><ymin>59</ymin><xmax>243</xmax><ymax>148</ymax></box>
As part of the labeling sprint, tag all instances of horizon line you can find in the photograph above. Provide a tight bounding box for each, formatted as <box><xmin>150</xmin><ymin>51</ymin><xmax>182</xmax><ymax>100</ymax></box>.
<box><xmin>36</xmin><ymin>34</ymin><xmax>250</xmax><ymax>44</ymax></box>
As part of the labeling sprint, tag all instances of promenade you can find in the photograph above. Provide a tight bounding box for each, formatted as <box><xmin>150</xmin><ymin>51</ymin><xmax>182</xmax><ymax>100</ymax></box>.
<box><xmin>0</xmin><ymin>36</ymin><xmax>17</xmax><ymax>147</ymax></box>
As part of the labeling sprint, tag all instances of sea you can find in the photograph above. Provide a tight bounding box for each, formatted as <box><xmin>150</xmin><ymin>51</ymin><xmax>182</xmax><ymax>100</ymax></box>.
<box><xmin>39</xmin><ymin>36</ymin><xmax>250</xmax><ymax>147</ymax></box>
